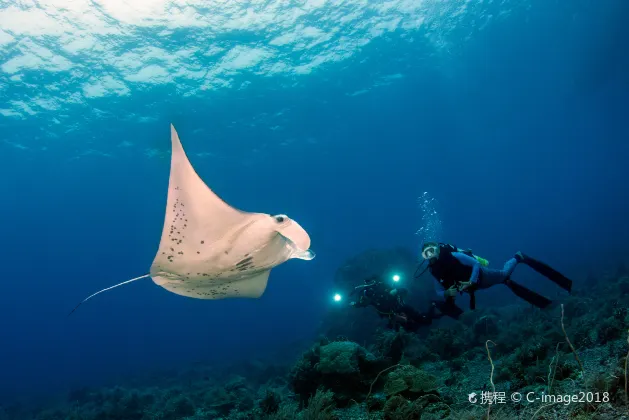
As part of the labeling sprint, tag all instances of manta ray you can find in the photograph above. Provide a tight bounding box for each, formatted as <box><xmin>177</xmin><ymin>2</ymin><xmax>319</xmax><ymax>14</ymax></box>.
<box><xmin>69</xmin><ymin>124</ymin><xmax>315</xmax><ymax>315</ymax></box>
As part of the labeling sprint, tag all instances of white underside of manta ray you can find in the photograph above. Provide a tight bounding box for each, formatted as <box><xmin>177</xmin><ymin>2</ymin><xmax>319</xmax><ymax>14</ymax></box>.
<box><xmin>69</xmin><ymin>124</ymin><xmax>315</xmax><ymax>315</ymax></box>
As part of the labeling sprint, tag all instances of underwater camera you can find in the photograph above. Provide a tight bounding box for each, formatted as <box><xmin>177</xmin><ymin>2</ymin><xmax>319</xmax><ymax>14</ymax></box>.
<box><xmin>332</xmin><ymin>272</ymin><xmax>402</xmax><ymax>303</ymax></box>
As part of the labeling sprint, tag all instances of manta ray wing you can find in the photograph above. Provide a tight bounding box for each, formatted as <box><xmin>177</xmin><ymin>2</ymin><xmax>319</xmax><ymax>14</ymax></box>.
<box><xmin>149</xmin><ymin>125</ymin><xmax>259</xmax><ymax>286</ymax></box>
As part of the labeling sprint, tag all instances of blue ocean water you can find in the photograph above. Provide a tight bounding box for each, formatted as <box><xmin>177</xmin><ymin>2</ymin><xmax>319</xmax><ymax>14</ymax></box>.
<box><xmin>1</xmin><ymin>0</ymin><xmax>628</xmax><ymax>407</ymax></box>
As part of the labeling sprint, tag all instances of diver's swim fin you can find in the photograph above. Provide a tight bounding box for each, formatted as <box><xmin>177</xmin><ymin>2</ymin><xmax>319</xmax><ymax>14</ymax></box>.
<box><xmin>505</xmin><ymin>278</ymin><xmax>552</xmax><ymax>309</ymax></box>
<box><xmin>519</xmin><ymin>253</ymin><xmax>572</xmax><ymax>293</ymax></box>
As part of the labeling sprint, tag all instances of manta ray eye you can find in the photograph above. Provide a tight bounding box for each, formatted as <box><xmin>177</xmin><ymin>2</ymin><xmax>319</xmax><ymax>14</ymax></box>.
<box><xmin>274</xmin><ymin>215</ymin><xmax>285</xmax><ymax>223</ymax></box>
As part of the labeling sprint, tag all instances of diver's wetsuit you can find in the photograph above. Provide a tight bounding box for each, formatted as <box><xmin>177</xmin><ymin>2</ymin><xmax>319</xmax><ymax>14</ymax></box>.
<box><xmin>352</xmin><ymin>277</ymin><xmax>438</xmax><ymax>332</ymax></box>
<box><xmin>429</xmin><ymin>244</ymin><xmax>573</xmax><ymax>316</ymax></box>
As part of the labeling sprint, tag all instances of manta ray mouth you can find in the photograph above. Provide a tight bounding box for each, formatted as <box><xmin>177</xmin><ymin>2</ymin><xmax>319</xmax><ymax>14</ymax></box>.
<box><xmin>276</xmin><ymin>220</ymin><xmax>311</xmax><ymax>251</ymax></box>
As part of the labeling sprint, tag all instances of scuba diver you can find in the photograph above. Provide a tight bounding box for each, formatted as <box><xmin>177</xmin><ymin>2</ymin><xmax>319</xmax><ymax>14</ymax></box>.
<box><xmin>417</xmin><ymin>242</ymin><xmax>573</xmax><ymax>318</ymax></box>
<box><xmin>349</xmin><ymin>274</ymin><xmax>441</xmax><ymax>332</ymax></box>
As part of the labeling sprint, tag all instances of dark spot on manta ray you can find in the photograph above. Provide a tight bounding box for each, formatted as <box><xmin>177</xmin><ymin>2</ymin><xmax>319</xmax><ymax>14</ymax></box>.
<box><xmin>197</xmin><ymin>251</ymin><xmax>200</xmax><ymax>254</ymax></box>
<box><xmin>236</xmin><ymin>257</ymin><xmax>253</xmax><ymax>266</ymax></box>
<box><xmin>201</xmin><ymin>240</ymin><xmax>204</xmax><ymax>244</ymax></box>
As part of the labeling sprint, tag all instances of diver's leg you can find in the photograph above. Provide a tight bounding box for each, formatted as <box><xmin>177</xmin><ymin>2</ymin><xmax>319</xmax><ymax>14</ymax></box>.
<box><xmin>480</xmin><ymin>260</ymin><xmax>550</xmax><ymax>308</ymax></box>
<box><xmin>502</xmin><ymin>257</ymin><xmax>519</xmax><ymax>277</ymax></box>
<box><xmin>476</xmin><ymin>257</ymin><xmax>519</xmax><ymax>290</ymax></box>
<box><xmin>478</xmin><ymin>268</ymin><xmax>508</xmax><ymax>289</ymax></box>
<box><xmin>478</xmin><ymin>254</ymin><xmax>553</xmax><ymax>309</ymax></box>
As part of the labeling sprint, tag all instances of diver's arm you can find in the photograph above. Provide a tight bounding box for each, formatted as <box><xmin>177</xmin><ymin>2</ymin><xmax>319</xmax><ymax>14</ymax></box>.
<box><xmin>452</xmin><ymin>252</ymin><xmax>481</xmax><ymax>284</ymax></box>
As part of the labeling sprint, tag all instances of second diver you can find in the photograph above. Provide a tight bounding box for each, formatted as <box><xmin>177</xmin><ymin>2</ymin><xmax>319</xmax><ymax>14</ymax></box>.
<box><xmin>349</xmin><ymin>274</ymin><xmax>441</xmax><ymax>331</ymax></box>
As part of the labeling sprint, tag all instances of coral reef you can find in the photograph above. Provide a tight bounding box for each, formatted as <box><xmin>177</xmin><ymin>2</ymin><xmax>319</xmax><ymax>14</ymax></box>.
<box><xmin>5</xmin><ymin>251</ymin><xmax>629</xmax><ymax>420</ymax></box>
<box><xmin>290</xmin><ymin>338</ymin><xmax>389</xmax><ymax>406</ymax></box>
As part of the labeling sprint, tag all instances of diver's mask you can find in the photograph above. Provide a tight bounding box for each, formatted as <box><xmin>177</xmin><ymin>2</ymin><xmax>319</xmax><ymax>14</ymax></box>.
<box><xmin>421</xmin><ymin>243</ymin><xmax>439</xmax><ymax>261</ymax></box>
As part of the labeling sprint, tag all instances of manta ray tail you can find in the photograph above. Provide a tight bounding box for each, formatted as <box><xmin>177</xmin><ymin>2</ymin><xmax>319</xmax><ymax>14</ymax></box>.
<box><xmin>68</xmin><ymin>274</ymin><xmax>150</xmax><ymax>317</ymax></box>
